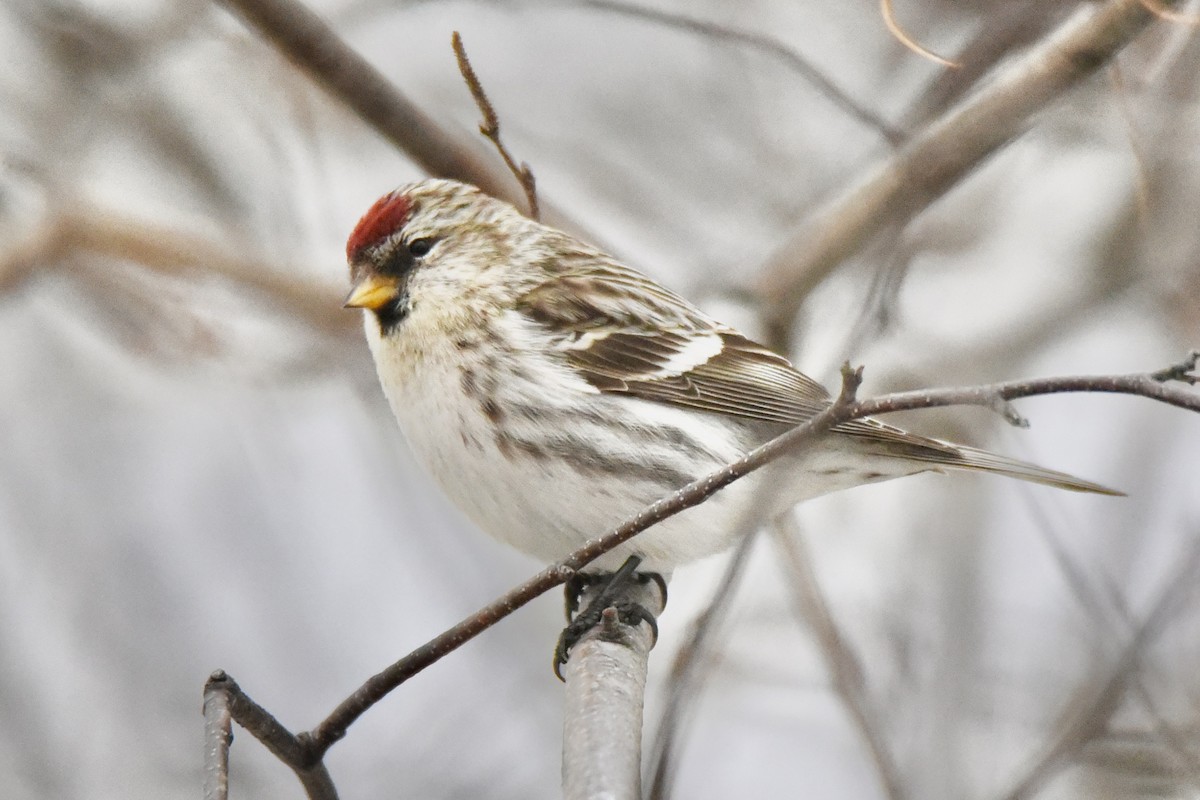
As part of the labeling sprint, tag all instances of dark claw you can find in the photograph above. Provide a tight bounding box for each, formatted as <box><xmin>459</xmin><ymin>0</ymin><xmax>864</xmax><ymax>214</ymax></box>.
<box><xmin>640</xmin><ymin>571</ymin><xmax>669</xmax><ymax>607</ymax></box>
<box><xmin>553</xmin><ymin>556</ymin><xmax>666</xmax><ymax>681</ymax></box>
<box><xmin>563</xmin><ymin>571</ymin><xmax>604</xmax><ymax>621</ymax></box>
<box><xmin>553</xmin><ymin>598</ymin><xmax>660</xmax><ymax>681</ymax></box>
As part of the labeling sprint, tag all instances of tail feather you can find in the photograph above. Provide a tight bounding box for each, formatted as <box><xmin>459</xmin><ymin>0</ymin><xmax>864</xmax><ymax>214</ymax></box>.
<box><xmin>838</xmin><ymin>417</ymin><xmax>1123</xmax><ymax>496</ymax></box>
<box><xmin>943</xmin><ymin>444</ymin><xmax>1124</xmax><ymax>496</ymax></box>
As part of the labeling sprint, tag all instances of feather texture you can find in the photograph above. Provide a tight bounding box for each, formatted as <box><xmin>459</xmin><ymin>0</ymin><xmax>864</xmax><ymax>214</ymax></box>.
<box><xmin>348</xmin><ymin>179</ymin><xmax>1121</xmax><ymax>572</ymax></box>
<box><xmin>517</xmin><ymin>267</ymin><xmax>1120</xmax><ymax>497</ymax></box>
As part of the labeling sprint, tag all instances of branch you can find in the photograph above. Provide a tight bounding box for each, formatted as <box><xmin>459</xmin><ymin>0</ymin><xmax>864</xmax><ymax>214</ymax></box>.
<box><xmin>646</xmin><ymin>531</ymin><xmax>757</xmax><ymax>799</ymax></box>
<box><xmin>451</xmin><ymin>32</ymin><xmax>540</xmax><ymax>220</ymax></box>
<box><xmin>1020</xmin><ymin>489</ymin><xmax>1200</xmax><ymax>787</ymax></box>
<box><xmin>754</xmin><ymin>0</ymin><xmax>1182</xmax><ymax>339</ymax></box>
<box><xmin>774</xmin><ymin>518</ymin><xmax>906</xmax><ymax>800</ymax></box>
<box><xmin>998</xmin><ymin>533</ymin><xmax>1200</xmax><ymax>799</ymax></box>
<box><xmin>305</xmin><ymin>364</ymin><xmax>865</xmax><ymax>754</ymax></box>
<box><xmin>1138</xmin><ymin>0</ymin><xmax>1200</xmax><ymax>24</ymax></box>
<box><xmin>212</xmin><ymin>0</ymin><xmax>588</xmax><ymax>234</ymax></box>
<box><xmin>880</xmin><ymin>0</ymin><xmax>961</xmax><ymax>68</ymax></box>
<box><xmin>60</xmin><ymin>207</ymin><xmax>353</xmax><ymax>338</ymax></box>
<box><xmin>203</xmin><ymin>675</ymin><xmax>233</xmax><ymax>800</ymax></box>
<box><xmin>2</xmin><ymin>200</ymin><xmax>357</xmax><ymax>349</ymax></box>
<box><xmin>580</xmin><ymin>0</ymin><xmax>902</xmax><ymax>145</ymax></box>
<box><xmin>207</xmin><ymin>353</ymin><xmax>1198</xmax><ymax>792</ymax></box>
<box><xmin>204</xmin><ymin>671</ymin><xmax>339</xmax><ymax>800</ymax></box>
<box><xmin>561</xmin><ymin>576</ymin><xmax>666</xmax><ymax>799</ymax></box>
<box><xmin>853</xmin><ymin>352</ymin><xmax>1200</xmax><ymax>417</ymax></box>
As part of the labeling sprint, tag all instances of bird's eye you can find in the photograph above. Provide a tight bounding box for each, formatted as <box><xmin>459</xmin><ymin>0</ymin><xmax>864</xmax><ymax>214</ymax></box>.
<box><xmin>408</xmin><ymin>238</ymin><xmax>435</xmax><ymax>257</ymax></box>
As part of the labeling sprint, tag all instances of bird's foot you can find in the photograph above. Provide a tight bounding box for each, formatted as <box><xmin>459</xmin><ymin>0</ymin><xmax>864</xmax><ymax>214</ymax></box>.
<box><xmin>554</xmin><ymin>556</ymin><xmax>666</xmax><ymax>681</ymax></box>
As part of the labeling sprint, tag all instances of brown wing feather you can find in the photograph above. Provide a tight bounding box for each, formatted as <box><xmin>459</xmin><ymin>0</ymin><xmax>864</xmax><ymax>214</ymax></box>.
<box><xmin>516</xmin><ymin>267</ymin><xmax>1119</xmax><ymax>495</ymax></box>
<box><xmin>521</xmin><ymin>267</ymin><xmax>847</xmax><ymax>424</ymax></box>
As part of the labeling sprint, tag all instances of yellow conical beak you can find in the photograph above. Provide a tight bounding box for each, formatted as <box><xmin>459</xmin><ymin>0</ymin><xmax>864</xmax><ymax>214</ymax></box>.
<box><xmin>344</xmin><ymin>274</ymin><xmax>400</xmax><ymax>311</ymax></box>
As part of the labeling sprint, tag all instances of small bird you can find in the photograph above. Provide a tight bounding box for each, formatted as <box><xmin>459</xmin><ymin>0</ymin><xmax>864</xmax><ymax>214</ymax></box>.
<box><xmin>345</xmin><ymin>179</ymin><xmax>1117</xmax><ymax>575</ymax></box>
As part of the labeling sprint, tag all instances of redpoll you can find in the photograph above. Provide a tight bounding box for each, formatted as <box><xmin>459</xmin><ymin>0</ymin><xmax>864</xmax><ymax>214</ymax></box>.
<box><xmin>345</xmin><ymin>179</ymin><xmax>1117</xmax><ymax>574</ymax></box>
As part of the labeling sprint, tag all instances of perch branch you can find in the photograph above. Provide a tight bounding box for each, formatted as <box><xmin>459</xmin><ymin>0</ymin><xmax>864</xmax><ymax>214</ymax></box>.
<box><xmin>306</xmin><ymin>364</ymin><xmax>863</xmax><ymax>753</ymax></box>
<box><xmin>208</xmin><ymin>352</ymin><xmax>1198</xmax><ymax>793</ymax></box>
<box><xmin>561</xmin><ymin>575</ymin><xmax>666</xmax><ymax>799</ymax></box>
<box><xmin>203</xmin><ymin>675</ymin><xmax>233</xmax><ymax>800</ymax></box>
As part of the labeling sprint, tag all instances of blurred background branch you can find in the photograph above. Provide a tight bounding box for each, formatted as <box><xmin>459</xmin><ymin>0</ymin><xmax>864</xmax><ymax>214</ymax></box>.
<box><xmin>2</xmin><ymin>0</ymin><xmax>1198</xmax><ymax>798</ymax></box>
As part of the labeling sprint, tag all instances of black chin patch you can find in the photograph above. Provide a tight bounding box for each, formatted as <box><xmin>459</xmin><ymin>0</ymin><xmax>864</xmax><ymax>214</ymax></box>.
<box><xmin>374</xmin><ymin>294</ymin><xmax>410</xmax><ymax>335</ymax></box>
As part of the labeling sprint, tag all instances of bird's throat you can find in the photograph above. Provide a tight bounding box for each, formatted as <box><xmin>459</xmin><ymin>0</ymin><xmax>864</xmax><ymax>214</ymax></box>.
<box><xmin>374</xmin><ymin>293</ymin><xmax>411</xmax><ymax>335</ymax></box>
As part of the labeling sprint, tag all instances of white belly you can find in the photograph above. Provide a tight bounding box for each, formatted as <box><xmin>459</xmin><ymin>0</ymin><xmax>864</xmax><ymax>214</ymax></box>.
<box><xmin>363</xmin><ymin>312</ymin><xmax>917</xmax><ymax>573</ymax></box>
<box><xmin>366</xmin><ymin>318</ymin><xmax>768</xmax><ymax>571</ymax></box>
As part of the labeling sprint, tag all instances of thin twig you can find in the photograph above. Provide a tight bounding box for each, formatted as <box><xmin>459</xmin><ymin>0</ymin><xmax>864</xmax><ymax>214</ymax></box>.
<box><xmin>900</xmin><ymin>1</ymin><xmax>1068</xmax><ymax>127</ymax></box>
<box><xmin>647</xmin><ymin>531</ymin><xmax>757</xmax><ymax>799</ymax></box>
<box><xmin>774</xmin><ymin>517</ymin><xmax>907</xmax><ymax>800</ymax></box>
<box><xmin>61</xmin><ymin>207</ymin><xmax>352</xmax><ymax>338</ymax></box>
<box><xmin>0</xmin><ymin>213</ymin><xmax>63</xmax><ymax>293</ymax></box>
<box><xmin>996</xmin><ymin>534</ymin><xmax>1200</xmax><ymax>799</ymax></box>
<box><xmin>203</xmin><ymin>674</ymin><xmax>233</xmax><ymax>800</ymax></box>
<box><xmin>451</xmin><ymin>32</ymin><xmax>540</xmax><ymax>220</ymax></box>
<box><xmin>307</xmin><ymin>364</ymin><xmax>865</xmax><ymax>753</ymax></box>
<box><xmin>1151</xmin><ymin>349</ymin><xmax>1200</xmax><ymax>382</ymax></box>
<box><xmin>1108</xmin><ymin>62</ymin><xmax>1154</xmax><ymax>225</ymax></box>
<box><xmin>754</xmin><ymin>0</ymin><xmax>1183</xmax><ymax>342</ymax></box>
<box><xmin>212</xmin><ymin>354</ymin><xmax>1199</xmax><ymax>790</ymax></box>
<box><xmin>880</xmin><ymin>0</ymin><xmax>961</xmax><ymax>68</ymax></box>
<box><xmin>853</xmin><ymin>357</ymin><xmax>1200</xmax><ymax>418</ymax></box>
<box><xmin>204</xmin><ymin>671</ymin><xmax>339</xmax><ymax>800</ymax></box>
<box><xmin>212</xmin><ymin>0</ymin><xmax>587</xmax><ymax>232</ymax></box>
<box><xmin>580</xmin><ymin>0</ymin><xmax>902</xmax><ymax>145</ymax></box>
<box><xmin>1139</xmin><ymin>0</ymin><xmax>1200</xmax><ymax>24</ymax></box>
<box><xmin>1019</xmin><ymin>489</ymin><xmax>1200</xmax><ymax>789</ymax></box>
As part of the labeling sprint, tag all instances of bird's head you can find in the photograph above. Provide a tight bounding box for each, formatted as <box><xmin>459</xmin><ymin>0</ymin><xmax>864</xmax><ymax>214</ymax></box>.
<box><xmin>344</xmin><ymin>179</ymin><xmax>528</xmax><ymax>333</ymax></box>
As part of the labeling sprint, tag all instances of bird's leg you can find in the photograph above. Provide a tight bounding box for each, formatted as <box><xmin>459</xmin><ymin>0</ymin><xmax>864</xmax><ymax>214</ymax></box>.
<box><xmin>562</xmin><ymin>570</ymin><xmax>600</xmax><ymax>621</ymax></box>
<box><xmin>554</xmin><ymin>555</ymin><xmax>667</xmax><ymax>680</ymax></box>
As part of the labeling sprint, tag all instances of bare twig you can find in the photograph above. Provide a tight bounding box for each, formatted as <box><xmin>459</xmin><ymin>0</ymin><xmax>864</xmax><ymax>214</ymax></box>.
<box><xmin>211</xmin><ymin>0</ymin><xmax>564</xmax><ymax>222</ymax></box>
<box><xmin>203</xmin><ymin>675</ymin><xmax>233</xmax><ymax>800</ymax></box>
<box><xmin>0</xmin><ymin>213</ymin><xmax>63</xmax><ymax>293</ymax></box>
<box><xmin>754</xmin><ymin>0</ymin><xmax>1183</xmax><ymax>341</ymax></box>
<box><xmin>774</xmin><ymin>517</ymin><xmax>907</xmax><ymax>800</ymax></box>
<box><xmin>853</xmin><ymin>356</ymin><xmax>1200</xmax><ymax>417</ymax></box>
<box><xmin>835</xmin><ymin>226</ymin><xmax>913</xmax><ymax>364</ymax></box>
<box><xmin>1020</xmin><ymin>491</ymin><xmax>1200</xmax><ymax>789</ymax></box>
<box><xmin>1151</xmin><ymin>349</ymin><xmax>1200</xmax><ymax>382</ymax></box>
<box><xmin>1139</xmin><ymin>0</ymin><xmax>1200</xmax><ymax>24</ymax></box>
<box><xmin>647</xmin><ymin>531</ymin><xmax>757</xmax><ymax>799</ymax></box>
<box><xmin>2</xmin><ymin>200</ymin><xmax>356</xmax><ymax>351</ymax></box>
<box><xmin>60</xmin><ymin>207</ymin><xmax>352</xmax><ymax>338</ymax></box>
<box><xmin>204</xmin><ymin>671</ymin><xmax>339</xmax><ymax>800</ymax></box>
<box><xmin>580</xmin><ymin>0</ymin><xmax>902</xmax><ymax>144</ymax></box>
<box><xmin>901</xmin><ymin>1</ymin><xmax>1071</xmax><ymax>126</ymax></box>
<box><xmin>1108</xmin><ymin>62</ymin><xmax>1154</xmax><ymax>222</ymax></box>
<box><xmin>562</xmin><ymin>575</ymin><xmax>666</xmax><ymax>799</ymax></box>
<box><xmin>210</xmin><ymin>354</ymin><xmax>1198</xmax><ymax>792</ymax></box>
<box><xmin>880</xmin><ymin>0</ymin><xmax>961</xmax><ymax>68</ymax></box>
<box><xmin>996</xmin><ymin>535</ymin><xmax>1200</xmax><ymax>799</ymax></box>
<box><xmin>451</xmin><ymin>32</ymin><xmax>540</xmax><ymax>220</ymax></box>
